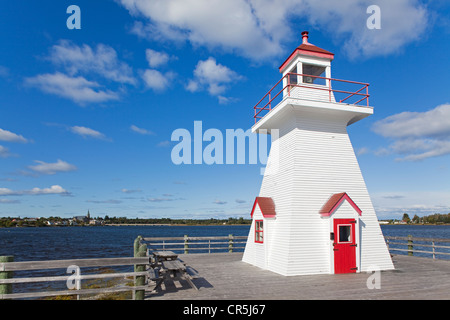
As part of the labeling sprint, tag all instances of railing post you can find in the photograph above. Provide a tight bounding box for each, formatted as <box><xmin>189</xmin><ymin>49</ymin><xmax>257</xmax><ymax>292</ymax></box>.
<box><xmin>184</xmin><ymin>235</ymin><xmax>189</xmax><ymax>254</ymax></box>
<box><xmin>134</xmin><ymin>241</ymin><xmax>147</xmax><ymax>301</ymax></box>
<box><xmin>288</xmin><ymin>74</ymin><xmax>291</xmax><ymax>97</ymax></box>
<box><xmin>407</xmin><ymin>235</ymin><xmax>414</xmax><ymax>256</ymax></box>
<box><xmin>432</xmin><ymin>241</ymin><xmax>436</xmax><ymax>259</ymax></box>
<box><xmin>228</xmin><ymin>234</ymin><xmax>234</xmax><ymax>253</ymax></box>
<box><xmin>0</xmin><ymin>256</ymin><xmax>13</xmax><ymax>298</ymax></box>
<box><xmin>366</xmin><ymin>85</ymin><xmax>368</xmax><ymax>106</ymax></box>
<box><xmin>134</xmin><ymin>235</ymin><xmax>142</xmax><ymax>257</ymax></box>
<box><xmin>269</xmin><ymin>91</ymin><xmax>271</xmax><ymax>110</ymax></box>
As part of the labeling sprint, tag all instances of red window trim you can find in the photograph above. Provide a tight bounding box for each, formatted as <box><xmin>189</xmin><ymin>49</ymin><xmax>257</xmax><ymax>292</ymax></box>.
<box><xmin>255</xmin><ymin>220</ymin><xmax>263</xmax><ymax>243</ymax></box>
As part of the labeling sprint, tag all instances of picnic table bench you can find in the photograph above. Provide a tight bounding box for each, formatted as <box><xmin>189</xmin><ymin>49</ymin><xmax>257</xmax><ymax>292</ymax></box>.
<box><xmin>148</xmin><ymin>251</ymin><xmax>199</xmax><ymax>291</ymax></box>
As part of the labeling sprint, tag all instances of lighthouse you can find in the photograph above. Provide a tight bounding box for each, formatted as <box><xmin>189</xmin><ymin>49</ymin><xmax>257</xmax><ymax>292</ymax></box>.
<box><xmin>242</xmin><ymin>32</ymin><xmax>394</xmax><ymax>276</ymax></box>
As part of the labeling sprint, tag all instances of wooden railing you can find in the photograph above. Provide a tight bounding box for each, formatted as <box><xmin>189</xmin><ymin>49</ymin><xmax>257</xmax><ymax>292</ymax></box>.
<box><xmin>0</xmin><ymin>256</ymin><xmax>151</xmax><ymax>300</ymax></box>
<box><xmin>142</xmin><ymin>235</ymin><xmax>247</xmax><ymax>254</ymax></box>
<box><xmin>385</xmin><ymin>236</ymin><xmax>450</xmax><ymax>259</ymax></box>
<box><xmin>0</xmin><ymin>235</ymin><xmax>246</xmax><ymax>300</ymax></box>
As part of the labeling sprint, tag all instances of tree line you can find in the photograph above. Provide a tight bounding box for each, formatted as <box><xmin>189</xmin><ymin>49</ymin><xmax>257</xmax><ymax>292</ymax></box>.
<box><xmin>0</xmin><ymin>216</ymin><xmax>252</xmax><ymax>228</ymax></box>
<box><xmin>103</xmin><ymin>216</ymin><xmax>251</xmax><ymax>225</ymax></box>
<box><xmin>401</xmin><ymin>213</ymin><xmax>450</xmax><ymax>224</ymax></box>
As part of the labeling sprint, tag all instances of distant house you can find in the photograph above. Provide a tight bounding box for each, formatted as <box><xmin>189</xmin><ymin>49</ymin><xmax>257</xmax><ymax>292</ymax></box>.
<box><xmin>73</xmin><ymin>210</ymin><xmax>91</xmax><ymax>222</ymax></box>
<box><xmin>89</xmin><ymin>219</ymin><xmax>102</xmax><ymax>226</ymax></box>
<box><xmin>73</xmin><ymin>216</ymin><xmax>89</xmax><ymax>223</ymax></box>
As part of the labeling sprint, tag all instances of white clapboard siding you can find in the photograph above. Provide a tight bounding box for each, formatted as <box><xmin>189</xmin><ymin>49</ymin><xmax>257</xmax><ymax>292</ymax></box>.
<box><xmin>289</xmin><ymin>85</ymin><xmax>336</xmax><ymax>103</ymax></box>
<box><xmin>243</xmin><ymin>100</ymin><xmax>394</xmax><ymax>276</ymax></box>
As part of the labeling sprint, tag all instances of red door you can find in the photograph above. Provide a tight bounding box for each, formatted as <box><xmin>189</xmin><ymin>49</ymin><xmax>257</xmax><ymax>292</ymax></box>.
<box><xmin>333</xmin><ymin>218</ymin><xmax>357</xmax><ymax>274</ymax></box>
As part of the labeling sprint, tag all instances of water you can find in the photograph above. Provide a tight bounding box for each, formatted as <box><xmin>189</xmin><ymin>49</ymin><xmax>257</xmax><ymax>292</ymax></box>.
<box><xmin>0</xmin><ymin>225</ymin><xmax>251</xmax><ymax>261</ymax></box>
<box><xmin>380</xmin><ymin>225</ymin><xmax>450</xmax><ymax>240</ymax></box>
<box><xmin>1</xmin><ymin>224</ymin><xmax>449</xmax><ymax>261</ymax></box>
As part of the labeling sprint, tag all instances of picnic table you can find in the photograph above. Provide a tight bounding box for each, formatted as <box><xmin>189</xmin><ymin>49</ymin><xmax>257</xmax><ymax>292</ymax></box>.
<box><xmin>148</xmin><ymin>251</ymin><xmax>199</xmax><ymax>291</ymax></box>
<box><xmin>152</xmin><ymin>251</ymin><xmax>178</xmax><ymax>263</ymax></box>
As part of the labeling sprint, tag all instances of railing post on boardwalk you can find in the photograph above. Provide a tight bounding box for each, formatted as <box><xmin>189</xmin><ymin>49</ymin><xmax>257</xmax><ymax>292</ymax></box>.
<box><xmin>432</xmin><ymin>241</ymin><xmax>436</xmax><ymax>259</ymax></box>
<box><xmin>0</xmin><ymin>256</ymin><xmax>14</xmax><ymax>298</ymax></box>
<box><xmin>133</xmin><ymin>236</ymin><xmax>147</xmax><ymax>300</ymax></box>
<box><xmin>184</xmin><ymin>235</ymin><xmax>189</xmax><ymax>254</ymax></box>
<box><xmin>407</xmin><ymin>235</ymin><xmax>414</xmax><ymax>256</ymax></box>
<box><xmin>228</xmin><ymin>234</ymin><xmax>234</xmax><ymax>253</ymax></box>
<box><xmin>134</xmin><ymin>235</ymin><xmax>142</xmax><ymax>257</ymax></box>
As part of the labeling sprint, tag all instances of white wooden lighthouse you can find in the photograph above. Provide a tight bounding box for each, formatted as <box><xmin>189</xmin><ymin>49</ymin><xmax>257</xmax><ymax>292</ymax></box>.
<box><xmin>242</xmin><ymin>31</ymin><xmax>394</xmax><ymax>276</ymax></box>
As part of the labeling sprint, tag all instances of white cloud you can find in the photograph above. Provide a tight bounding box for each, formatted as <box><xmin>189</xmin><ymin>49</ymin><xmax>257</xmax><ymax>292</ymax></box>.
<box><xmin>0</xmin><ymin>145</ymin><xmax>14</xmax><ymax>158</ymax></box>
<box><xmin>130</xmin><ymin>125</ymin><xmax>155</xmax><ymax>135</ymax></box>
<box><xmin>300</xmin><ymin>0</ymin><xmax>429</xmax><ymax>59</ymax></box>
<box><xmin>48</xmin><ymin>40</ymin><xmax>136</xmax><ymax>85</ymax></box>
<box><xmin>28</xmin><ymin>159</ymin><xmax>77</xmax><ymax>175</ymax></box>
<box><xmin>147</xmin><ymin>194</ymin><xmax>185</xmax><ymax>202</ymax></box>
<box><xmin>148</xmin><ymin>197</ymin><xmax>174</xmax><ymax>202</ymax></box>
<box><xmin>372</xmin><ymin>190</ymin><xmax>450</xmax><ymax>218</ymax></box>
<box><xmin>121</xmin><ymin>0</ymin><xmax>283</xmax><ymax>60</ymax></box>
<box><xmin>141</xmin><ymin>69</ymin><xmax>175</xmax><ymax>91</ymax></box>
<box><xmin>0</xmin><ymin>199</ymin><xmax>20</xmax><ymax>204</ymax></box>
<box><xmin>187</xmin><ymin>57</ymin><xmax>242</xmax><ymax>96</ymax></box>
<box><xmin>145</xmin><ymin>49</ymin><xmax>170</xmax><ymax>68</ymax></box>
<box><xmin>356</xmin><ymin>147</ymin><xmax>370</xmax><ymax>156</ymax></box>
<box><xmin>25</xmin><ymin>72</ymin><xmax>119</xmax><ymax>105</ymax></box>
<box><xmin>86</xmin><ymin>199</ymin><xmax>123</xmax><ymax>204</ymax></box>
<box><xmin>121</xmin><ymin>188</ymin><xmax>142</xmax><ymax>193</ymax></box>
<box><xmin>70</xmin><ymin>126</ymin><xmax>109</xmax><ymax>140</ymax></box>
<box><xmin>157</xmin><ymin>140</ymin><xmax>171</xmax><ymax>147</ymax></box>
<box><xmin>213</xmin><ymin>199</ymin><xmax>227</xmax><ymax>205</ymax></box>
<box><xmin>0</xmin><ymin>66</ymin><xmax>9</xmax><ymax>78</ymax></box>
<box><xmin>372</xmin><ymin>104</ymin><xmax>450</xmax><ymax>161</ymax></box>
<box><xmin>119</xmin><ymin>0</ymin><xmax>430</xmax><ymax>60</ymax></box>
<box><xmin>0</xmin><ymin>185</ymin><xmax>70</xmax><ymax>196</ymax></box>
<box><xmin>0</xmin><ymin>128</ymin><xmax>28</xmax><ymax>143</ymax></box>
<box><xmin>26</xmin><ymin>41</ymin><xmax>136</xmax><ymax>105</ymax></box>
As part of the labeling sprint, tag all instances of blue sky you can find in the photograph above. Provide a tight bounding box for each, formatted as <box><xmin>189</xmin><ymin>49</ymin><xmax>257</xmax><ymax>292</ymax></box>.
<box><xmin>0</xmin><ymin>0</ymin><xmax>449</xmax><ymax>220</ymax></box>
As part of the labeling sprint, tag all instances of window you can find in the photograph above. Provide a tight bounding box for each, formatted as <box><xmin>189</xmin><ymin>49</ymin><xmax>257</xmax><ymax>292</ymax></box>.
<box><xmin>302</xmin><ymin>64</ymin><xmax>326</xmax><ymax>85</ymax></box>
<box><xmin>338</xmin><ymin>225</ymin><xmax>352</xmax><ymax>243</ymax></box>
<box><xmin>255</xmin><ymin>220</ymin><xmax>263</xmax><ymax>243</ymax></box>
<box><xmin>288</xmin><ymin>66</ymin><xmax>298</xmax><ymax>86</ymax></box>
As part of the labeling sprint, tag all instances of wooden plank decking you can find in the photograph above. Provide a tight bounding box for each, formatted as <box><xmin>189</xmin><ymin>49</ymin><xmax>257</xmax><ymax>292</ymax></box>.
<box><xmin>146</xmin><ymin>253</ymin><xmax>450</xmax><ymax>300</ymax></box>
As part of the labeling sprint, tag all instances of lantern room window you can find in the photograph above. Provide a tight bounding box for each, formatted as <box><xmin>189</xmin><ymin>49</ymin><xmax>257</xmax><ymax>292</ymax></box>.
<box><xmin>302</xmin><ymin>64</ymin><xmax>326</xmax><ymax>85</ymax></box>
<box><xmin>255</xmin><ymin>220</ymin><xmax>263</xmax><ymax>243</ymax></box>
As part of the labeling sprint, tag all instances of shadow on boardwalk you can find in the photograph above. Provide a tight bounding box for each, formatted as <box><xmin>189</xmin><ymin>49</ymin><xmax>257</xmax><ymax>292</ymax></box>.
<box><xmin>146</xmin><ymin>253</ymin><xmax>450</xmax><ymax>300</ymax></box>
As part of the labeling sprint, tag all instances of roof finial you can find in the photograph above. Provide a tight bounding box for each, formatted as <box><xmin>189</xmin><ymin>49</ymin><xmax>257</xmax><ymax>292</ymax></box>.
<box><xmin>301</xmin><ymin>31</ymin><xmax>309</xmax><ymax>44</ymax></box>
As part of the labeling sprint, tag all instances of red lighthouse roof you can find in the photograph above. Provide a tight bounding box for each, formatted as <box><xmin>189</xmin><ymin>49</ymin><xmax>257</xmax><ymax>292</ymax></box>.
<box><xmin>279</xmin><ymin>31</ymin><xmax>334</xmax><ymax>72</ymax></box>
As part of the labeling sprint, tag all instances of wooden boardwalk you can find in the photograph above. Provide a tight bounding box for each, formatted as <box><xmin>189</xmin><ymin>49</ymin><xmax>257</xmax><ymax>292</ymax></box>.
<box><xmin>146</xmin><ymin>253</ymin><xmax>450</xmax><ymax>300</ymax></box>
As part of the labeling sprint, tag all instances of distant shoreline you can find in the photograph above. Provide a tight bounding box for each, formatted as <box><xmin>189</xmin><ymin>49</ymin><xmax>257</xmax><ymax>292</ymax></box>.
<box><xmin>104</xmin><ymin>223</ymin><xmax>251</xmax><ymax>226</ymax></box>
<box><xmin>0</xmin><ymin>223</ymin><xmax>252</xmax><ymax>228</ymax></box>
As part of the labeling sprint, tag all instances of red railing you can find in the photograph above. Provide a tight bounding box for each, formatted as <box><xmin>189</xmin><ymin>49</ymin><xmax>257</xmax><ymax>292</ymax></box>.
<box><xmin>253</xmin><ymin>73</ymin><xmax>370</xmax><ymax>123</ymax></box>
